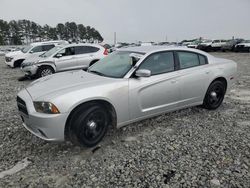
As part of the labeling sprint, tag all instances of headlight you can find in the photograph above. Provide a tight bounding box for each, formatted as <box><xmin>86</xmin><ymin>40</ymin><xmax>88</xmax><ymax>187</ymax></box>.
<box><xmin>33</xmin><ymin>102</ymin><xmax>60</xmax><ymax>114</ymax></box>
<box><xmin>5</xmin><ymin>56</ymin><xmax>13</xmax><ymax>62</ymax></box>
<box><xmin>22</xmin><ymin>62</ymin><xmax>34</xmax><ymax>67</ymax></box>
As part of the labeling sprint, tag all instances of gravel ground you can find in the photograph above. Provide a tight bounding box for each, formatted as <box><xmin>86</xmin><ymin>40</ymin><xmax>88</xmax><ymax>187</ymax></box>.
<box><xmin>0</xmin><ymin>53</ymin><xmax>249</xmax><ymax>187</ymax></box>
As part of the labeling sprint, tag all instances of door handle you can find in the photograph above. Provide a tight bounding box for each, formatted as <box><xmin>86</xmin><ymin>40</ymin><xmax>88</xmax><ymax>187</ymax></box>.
<box><xmin>205</xmin><ymin>71</ymin><xmax>210</xmax><ymax>74</ymax></box>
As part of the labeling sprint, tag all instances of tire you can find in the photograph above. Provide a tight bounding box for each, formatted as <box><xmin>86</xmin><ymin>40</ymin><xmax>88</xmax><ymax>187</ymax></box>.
<box><xmin>68</xmin><ymin>103</ymin><xmax>110</xmax><ymax>147</ymax></box>
<box><xmin>37</xmin><ymin>66</ymin><xmax>54</xmax><ymax>78</ymax></box>
<box><xmin>14</xmin><ymin>59</ymin><xmax>24</xmax><ymax>68</ymax></box>
<box><xmin>202</xmin><ymin>80</ymin><xmax>226</xmax><ymax>110</ymax></box>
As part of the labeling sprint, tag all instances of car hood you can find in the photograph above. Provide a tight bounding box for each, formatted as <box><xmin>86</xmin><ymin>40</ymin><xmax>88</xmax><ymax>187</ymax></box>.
<box><xmin>22</xmin><ymin>54</ymin><xmax>42</xmax><ymax>64</ymax></box>
<box><xmin>25</xmin><ymin>70</ymin><xmax>116</xmax><ymax>100</ymax></box>
<box><xmin>5</xmin><ymin>50</ymin><xmax>24</xmax><ymax>57</ymax></box>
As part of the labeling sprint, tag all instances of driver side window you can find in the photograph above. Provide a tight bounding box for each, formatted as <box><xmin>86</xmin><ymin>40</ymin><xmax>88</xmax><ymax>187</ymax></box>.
<box><xmin>57</xmin><ymin>47</ymin><xmax>75</xmax><ymax>57</ymax></box>
<box><xmin>139</xmin><ymin>51</ymin><xmax>175</xmax><ymax>75</ymax></box>
<box><xmin>31</xmin><ymin>45</ymin><xmax>43</xmax><ymax>53</ymax></box>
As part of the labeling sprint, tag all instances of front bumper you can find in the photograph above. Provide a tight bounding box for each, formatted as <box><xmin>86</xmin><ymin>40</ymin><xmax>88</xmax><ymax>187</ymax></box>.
<box><xmin>17</xmin><ymin>89</ymin><xmax>68</xmax><ymax>141</ymax></box>
<box><xmin>21</xmin><ymin>65</ymin><xmax>38</xmax><ymax>76</ymax></box>
<box><xmin>197</xmin><ymin>45</ymin><xmax>209</xmax><ymax>51</ymax></box>
<box><xmin>5</xmin><ymin>59</ymin><xmax>14</xmax><ymax>67</ymax></box>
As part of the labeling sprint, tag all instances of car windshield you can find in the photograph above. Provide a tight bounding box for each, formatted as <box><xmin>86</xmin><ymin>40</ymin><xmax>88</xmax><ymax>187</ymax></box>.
<box><xmin>88</xmin><ymin>51</ymin><xmax>144</xmax><ymax>78</ymax></box>
<box><xmin>40</xmin><ymin>46</ymin><xmax>63</xmax><ymax>58</ymax></box>
<box><xmin>21</xmin><ymin>45</ymin><xmax>33</xmax><ymax>53</ymax></box>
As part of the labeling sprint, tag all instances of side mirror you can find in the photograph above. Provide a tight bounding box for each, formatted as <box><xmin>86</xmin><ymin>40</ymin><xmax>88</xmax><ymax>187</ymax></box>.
<box><xmin>135</xmin><ymin>69</ymin><xmax>151</xmax><ymax>77</ymax></box>
<box><xmin>55</xmin><ymin>53</ymin><xmax>62</xmax><ymax>58</ymax></box>
<box><xmin>29</xmin><ymin>50</ymin><xmax>33</xmax><ymax>54</ymax></box>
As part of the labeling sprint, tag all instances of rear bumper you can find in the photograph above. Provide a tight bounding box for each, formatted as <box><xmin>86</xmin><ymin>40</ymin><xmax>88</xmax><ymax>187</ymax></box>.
<box><xmin>17</xmin><ymin>89</ymin><xmax>68</xmax><ymax>141</ymax></box>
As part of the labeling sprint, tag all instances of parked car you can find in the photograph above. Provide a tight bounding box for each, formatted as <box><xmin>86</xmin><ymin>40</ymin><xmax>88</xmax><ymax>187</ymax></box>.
<box><xmin>197</xmin><ymin>40</ymin><xmax>213</xmax><ymax>51</ymax></box>
<box><xmin>198</xmin><ymin>40</ymin><xmax>228</xmax><ymax>52</ymax></box>
<box><xmin>187</xmin><ymin>41</ymin><xmax>200</xmax><ymax>49</ymax></box>
<box><xmin>5</xmin><ymin>40</ymin><xmax>67</xmax><ymax>68</ymax></box>
<box><xmin>234</xmin><ymin>40</ymin><xmax>250</xmax><ymax>52</ymax></box>
<box><xmin>21</xmin><ymin>43</ymin><xmax>108</xmax><ymax>78</ymax></box>
<box><xmin>221</xmin><ymin>39</ymin><xmax>244</xmax><ymax>52</ymax></box>
<box><xmin>17</xmin><ymin>46</ymin><xmax>237</xmax><ymax>147</ymax></box>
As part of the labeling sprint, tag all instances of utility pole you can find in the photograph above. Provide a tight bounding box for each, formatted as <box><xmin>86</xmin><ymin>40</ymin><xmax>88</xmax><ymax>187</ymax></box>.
<box><xmin>165</xmin><ymin>35</ymin><xmax>168</xmax><ymax>42</ymax></box>
<box><xmin>114</xmin><ymin>32</ymin><xmax>116</xmax><ymax>45</ymax></box>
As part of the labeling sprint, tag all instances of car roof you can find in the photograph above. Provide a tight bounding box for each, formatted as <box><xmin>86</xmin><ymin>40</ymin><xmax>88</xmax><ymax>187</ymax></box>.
<box><xmin>31</xmin><ymin>40</ymin><xmax>68</xmax><ymax>46</ymax></box>
<box><xmin>118</xmin><ymin>45</ymin><xmax>211</xmax><ymax>56</ymax></box>
<box><xmin>63</xmin><ymin>43</ymin><xmax>103</xmax><ymax>48</ymax></box>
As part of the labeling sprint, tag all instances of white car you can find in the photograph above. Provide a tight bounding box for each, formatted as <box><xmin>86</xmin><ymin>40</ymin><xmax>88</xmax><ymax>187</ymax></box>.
<box><xmin>187</xmin><ymin>41</ymin><xmax>200</xmax><ymax>49</ymax></box>
<box><xmin>21</xmin><ymin>43</ymin><xmax>108</xmax><ymax>78</ymax></box>
<box><xmin>234</xmin><ymin>40</ymin><xmax>250</xmax><ymax>52</ymax></box>
<box><xmin>5</xmin><ymin>40</ymin><xmax>68</xmax><ymax>68</ymax></box>
<box><xmin>198</xmin><ymin>40</ymin><xmax>227</xmax><ymax>51</ymax></box>
<box><xmin>17</xmin><ymin>46</ymin><xmax>237</xmax><ymax>146</ymax></box>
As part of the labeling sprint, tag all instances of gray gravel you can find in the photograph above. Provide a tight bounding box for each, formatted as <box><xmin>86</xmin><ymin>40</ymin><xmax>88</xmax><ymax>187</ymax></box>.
<box><xmin>0</xmin><ymin>53</ymin><xmax>250</xmax><ymax>187</ymax></box>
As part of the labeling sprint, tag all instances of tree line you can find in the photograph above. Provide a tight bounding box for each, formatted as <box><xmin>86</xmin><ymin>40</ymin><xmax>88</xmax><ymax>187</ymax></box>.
<box><xmin>0</xmin><ymin>19</ymin><xmax>104</xmax><ymax>45</ymax></box>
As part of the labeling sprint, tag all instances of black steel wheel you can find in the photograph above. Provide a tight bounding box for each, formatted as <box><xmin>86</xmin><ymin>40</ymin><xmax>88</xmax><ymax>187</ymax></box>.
<box><xmin>203</xmin><ymin>80</ymin><xmax>226</xmax><ymax>110</ymax></box>
<box><xmin>68</xmin><ymin>103</ymin><xmax>109</xmax><ymax>147</ymax></box>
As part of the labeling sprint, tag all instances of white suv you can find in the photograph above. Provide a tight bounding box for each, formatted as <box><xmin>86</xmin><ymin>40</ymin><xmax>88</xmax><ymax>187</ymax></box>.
<box><xmin>198</xmin><ymin>39</ymin><xmax>227</xmax><ymax>51</ymax></box>
<box><xmin>5</xmin><ymin>40</ymin><xmax>68</xmax><ymax>68</ymax></box>
<box><xmin>21</xmin><ymin>43</ymin><xmax>108</xmax><ymax>78</ymax></box>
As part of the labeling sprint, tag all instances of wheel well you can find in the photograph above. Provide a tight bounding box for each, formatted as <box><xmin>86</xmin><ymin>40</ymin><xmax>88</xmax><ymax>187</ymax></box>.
<box><xmin>211</xmin><ymin>77</ymin><xmax>227</xmax><ymax>91</ymax></box>
<box><xmin>64</xmin><ymin>100</ymin><xmax>117</xmax><ymax>140</ymax></box>
<box><xmin>38</xmin><ymin>65</ymin><xmax>55</xmax><ymax>73</ymax></box>
<box><xmin>89</xmin><ymin>59</ymin><xmax>99</xmax><ymax>66</ymax></box>
<box><xmin>14</xmin><ymin>59</ymin><xmax>24</xmax><ymax>67</ymax></box>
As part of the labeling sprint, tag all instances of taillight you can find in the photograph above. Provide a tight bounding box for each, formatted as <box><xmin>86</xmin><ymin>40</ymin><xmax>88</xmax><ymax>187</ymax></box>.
<box><xmin>103</xmin><ymin>48</ymin><xmax>108</xmax><ymax>55</ymax></box>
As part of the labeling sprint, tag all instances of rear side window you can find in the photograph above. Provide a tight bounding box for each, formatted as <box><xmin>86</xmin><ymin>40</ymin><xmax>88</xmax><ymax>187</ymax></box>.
<box><xmin>199</xmin><ymin>55</ymin><xmax>207</xmax><ymax>65</ymax></box>
<box><xmin>178</xmin><ymin>52</ymin><xmax>200</xmax><ymax>69</ymax></box>
<box><xmin>86</xmin><ymin>46</ymin><xmax>99</xmax><ymax>53</ymax></box>
<box><xmin>75</xmin><ymin>46</ymin><xmax>100</xmax><ymax>55</ymax></box>
<box><xmin>42</xmin><ymin>44</ymin><xmax>55</xmax><ymax>51</ymax></box>
<box><xmin>177</xmin><ymin>52</ymin><xmax>207</xmax><ymax>69</ymax></box>
<box><xmin>139</xmin><ymin>51</ymin><xmax>175</xmax><ymax>75</ymax></box>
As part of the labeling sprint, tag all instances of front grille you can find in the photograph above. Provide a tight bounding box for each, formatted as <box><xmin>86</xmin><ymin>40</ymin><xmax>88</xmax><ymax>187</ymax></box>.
<box><xmin>17</xmin><ymin>96</ymin><xmax>28</xmax><ymax>116</ymax></box>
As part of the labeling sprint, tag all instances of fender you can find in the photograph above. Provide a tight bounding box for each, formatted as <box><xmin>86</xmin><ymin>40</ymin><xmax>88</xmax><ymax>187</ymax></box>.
<box><xmin>36</xmin><ymin>61</ymin><xmax>56</xmax><ymax>72</ymax></box>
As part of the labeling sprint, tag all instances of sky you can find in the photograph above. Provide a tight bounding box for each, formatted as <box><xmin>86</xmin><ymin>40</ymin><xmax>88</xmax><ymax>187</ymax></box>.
<box><xmin>0</xmin><ymin>0</ymin><xmax>250</xmax><ymax>44</ymax></box>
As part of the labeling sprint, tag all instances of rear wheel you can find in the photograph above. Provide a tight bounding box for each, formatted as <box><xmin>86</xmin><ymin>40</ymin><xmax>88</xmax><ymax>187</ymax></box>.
<box><xmin>37</xmin><ymin>66</ymin><xmax>54</xmax><ymax>78</ymax></box>
<box><xmin>203</xmin><ymin>81</ymin><xmax>226</xmax><ymax>110</ymax></box>
<box><xmin>68</xmin><ymin>103</ymin><xmax>109</xmax><ymax>147</ymax></box>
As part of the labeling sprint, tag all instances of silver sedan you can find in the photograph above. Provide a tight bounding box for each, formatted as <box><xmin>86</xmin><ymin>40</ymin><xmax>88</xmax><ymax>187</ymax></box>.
<box><xmin>17</xmin><ymin>46</ymin><xmax>237</xmax><ymax>147</ymax></box>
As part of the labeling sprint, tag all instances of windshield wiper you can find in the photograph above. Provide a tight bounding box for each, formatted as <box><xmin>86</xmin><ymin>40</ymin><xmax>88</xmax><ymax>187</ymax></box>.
<box><xmin>88</xmin><ymin>70</ymin><xmax>106</xmax><ymax>76</ymax></box>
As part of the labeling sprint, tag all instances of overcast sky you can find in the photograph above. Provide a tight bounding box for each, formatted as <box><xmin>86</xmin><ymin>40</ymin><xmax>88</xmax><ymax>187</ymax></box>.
<box><xmin>0</xmin><ymin>0</ymin><xmax>250</xmax><ymax>43</ymax></box>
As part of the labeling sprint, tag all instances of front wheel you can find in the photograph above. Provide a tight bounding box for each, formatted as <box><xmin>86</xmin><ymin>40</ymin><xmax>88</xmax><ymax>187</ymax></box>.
<box><xmin>203</xmin><ymin>81</ymin><xmax>226</xmax><ymax>110</ymax></box>
<box><xmin>37</xmin><ymin>66</ymin><xmax>54</xmax><ymax>78</ymax></box>
<box><xmin>68</xmin><ymin>104</ymin><xmax>109</xmax><ymax>147</ymax></box>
